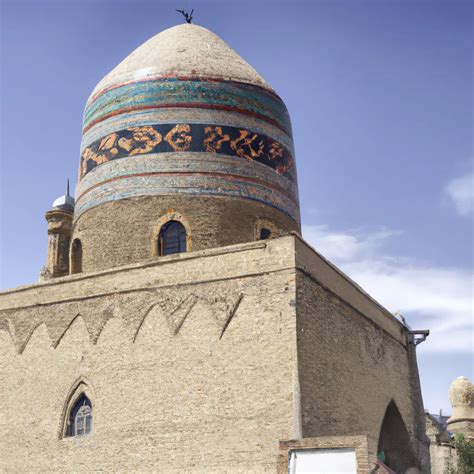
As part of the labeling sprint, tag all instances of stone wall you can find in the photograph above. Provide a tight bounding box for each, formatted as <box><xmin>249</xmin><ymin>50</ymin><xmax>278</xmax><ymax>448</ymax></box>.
<box><xmin>425</xmin><ymin>414</ymin><xmax>455</xmax><ymax>473</ymax></box>
<box><xmin>0</xmin><ymin>235</ymin><xmax>429</xmax><ymax>472</ymax></box>
<box><xmin>294</xmin><ymin>237</ymin><xmax>430</xmax><ymax>472</ymax></box>
<box><xmin>71</xmin><ymin>193</ymin><xmax>298</xmax><ymax>273</ymax></box>
<box><xmin>0</xmin><ymin>239</ymin><xmax>298</xmax><ymax>472</ymax></box>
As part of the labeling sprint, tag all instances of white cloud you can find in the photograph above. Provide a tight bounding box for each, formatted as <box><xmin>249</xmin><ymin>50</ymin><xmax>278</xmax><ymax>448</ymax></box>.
<box><xmin>302</xmin><ymin>224</ymin><xmax>399</xmax><ymax>262</ymax></box>
<box><xmin>302</xmin><ymin>224</ymin><xmax>473</xmax><ymax>353</ymax></box>
<box><xmin>445</xmin><ymin>172</ymin><xmax>474</xmax><ymax>216</ymax></box>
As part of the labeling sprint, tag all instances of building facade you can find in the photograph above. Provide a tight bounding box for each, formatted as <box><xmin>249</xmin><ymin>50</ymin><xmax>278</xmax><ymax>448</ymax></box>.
<box><xmin>0</xmin><ymin>24</ymin><xmax>430</xmax><ymax>473</ymax></box>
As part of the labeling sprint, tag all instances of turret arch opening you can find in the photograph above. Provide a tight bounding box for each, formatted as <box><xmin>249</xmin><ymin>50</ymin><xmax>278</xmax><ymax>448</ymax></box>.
<box><xmin>377</xmin><ymin>400</ymin><xmax>416</xmax><ymax>471</ymax></box>
<box><xmin>158</xmin><ymin>221</ymin><xmax>187</xmax><ymax>256</ymax></box>
<box><xmin>70</xmin><ymin>238</ymin><xmax>82</xmax><ymax>274</ymax></box>
<box><xmin>151</xmin><ymin>211</ymin><xmax>192</xmax><ymax>257</ymax></box>
<box><xmin>255</xmin><ymin>218</ymin><xmax>277</xmax><ymax>241</ymax></box>
<box><xmin>259</xmin><ymin>227</ymin><xmax>272</xmax><ymax>240</ymax></box>
<box><xmin>60</xmin><ymin>380</ymin><xmax>94</xmax><ymax>439</ymax></box>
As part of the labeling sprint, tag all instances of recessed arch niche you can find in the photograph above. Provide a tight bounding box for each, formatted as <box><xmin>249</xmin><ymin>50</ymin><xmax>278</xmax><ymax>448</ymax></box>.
<box><xmin>377</xmin><ymin>400</ymin><xmax>417</xmax><ymax>471</ymax></box>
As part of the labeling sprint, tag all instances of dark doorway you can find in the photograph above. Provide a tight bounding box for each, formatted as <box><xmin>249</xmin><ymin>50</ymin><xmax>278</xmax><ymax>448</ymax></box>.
<box><xmin>377</xmin><ymin>400</ymin><xmax>417</xmax><ymax>471</ymax></box>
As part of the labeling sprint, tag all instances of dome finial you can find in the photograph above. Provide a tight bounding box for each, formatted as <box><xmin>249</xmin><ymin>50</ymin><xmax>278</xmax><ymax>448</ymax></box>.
<box><xmin>176</xmin><ymin>8</ymin><xmax>193</xmax><ymax>24</ymax></box>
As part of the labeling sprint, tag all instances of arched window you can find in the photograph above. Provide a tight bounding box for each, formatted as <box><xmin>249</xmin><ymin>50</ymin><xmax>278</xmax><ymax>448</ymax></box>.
<box><xmin>71</xmin><ymin>239</ymin><xmax>82</xmax><ymax>274</ymax></box>
<box><xmin>158</xmin><ymin>221</ymin><xmax>187</xmax><ymax>256</ymax></box>
<box><xmin>66</xmin><ymin>394</ymin><xmax>92</xmax><ymax>437</ymax></box>
<box><xmin>259</xmin><ymin>228</ymin><xmax>272</xmax><ymax>240</ymax></box>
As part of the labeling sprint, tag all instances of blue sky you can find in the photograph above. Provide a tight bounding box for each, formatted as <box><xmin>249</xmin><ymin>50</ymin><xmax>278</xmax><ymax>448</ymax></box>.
<box><xmin>1</xmin><ymin>0</ymin><xmax>472</xmax><ymax>415</ymax></box>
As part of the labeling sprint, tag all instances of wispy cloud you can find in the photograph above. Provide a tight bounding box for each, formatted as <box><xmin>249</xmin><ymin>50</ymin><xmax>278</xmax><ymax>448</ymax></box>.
<box><xmin>445</xmin><ymin>172</ymin><xmax>474</xmax><ymax>217</ymax></box>
<box><xmin>302</xmin><ymin>224</ymin><xmax>473</xmax><ymax>353</ymax></box>
<box><xmin>302</xmin><ymin>225</ymin><xmax>399</xmax><ymax>262</ymax></box>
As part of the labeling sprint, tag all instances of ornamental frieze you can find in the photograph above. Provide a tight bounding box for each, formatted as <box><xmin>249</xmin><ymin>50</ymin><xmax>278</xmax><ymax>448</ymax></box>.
<box><xmin>80</xmin><ymin>123</ymin><xmax>295</xmax><ymax>180</ymax></box>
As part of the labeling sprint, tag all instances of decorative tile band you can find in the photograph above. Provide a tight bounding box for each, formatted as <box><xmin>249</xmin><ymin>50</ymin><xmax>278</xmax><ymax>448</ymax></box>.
<box><xmin>83</xmin><ymin>77</ymin><xmax>292</xmax><ymax>135</ymax></box>
<box><xmin>81</xmin><ymin>108</ymin><xmax>294</xmax><ymax>153</ymax></box>
<box><xmin>75</xmin><ymin>153</ymin><xmax>300</xmax><ymax>223</ymax></box>
<box><xmin>80</xmin><ymin>123</ymin><xmax>295</xmax><ymax>182</ymax></box>
<box><xmin>87</xmin><ymin>75</ymin><xmax>281</xmax><ymax>109</ymax></box>
<box><xmin>77</xmin><ymin>76</ymin><xmax>299</xmax><ymax>222</ymax></box>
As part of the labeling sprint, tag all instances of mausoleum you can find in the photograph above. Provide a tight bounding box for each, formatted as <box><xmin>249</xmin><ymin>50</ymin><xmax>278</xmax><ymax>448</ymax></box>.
<box><xmin>0</xmin><ymin>23</ymin><xmax>430</xmax><ymax>473</ymax></box>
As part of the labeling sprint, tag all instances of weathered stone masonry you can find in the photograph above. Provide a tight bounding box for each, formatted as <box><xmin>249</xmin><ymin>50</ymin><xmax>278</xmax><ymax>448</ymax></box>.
<box><xmin>0</xmin><ymin>235</ymin><xmax>430</xmax><ymax>472</ymax></box>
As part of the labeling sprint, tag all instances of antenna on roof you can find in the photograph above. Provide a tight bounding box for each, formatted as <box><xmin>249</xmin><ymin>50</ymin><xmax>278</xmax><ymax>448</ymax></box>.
<box><xmin>66</xmin><ymin>178</ymin><xmax>70</xmax><ymax>197</ymax></box>
<box><xmin>176</xmin><ymin>9</ymin><xmax>193</xmax><ymax>24</ymax></box>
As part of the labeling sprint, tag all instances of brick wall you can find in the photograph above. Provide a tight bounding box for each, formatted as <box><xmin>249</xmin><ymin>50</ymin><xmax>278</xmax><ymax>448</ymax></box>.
<box><xmin>71</xmin><ymin>195</ymin><xmax>299</xmax><ymax>273</ymax></box>
<box><xmin>0</xmin><ymin>235</ymin><xmax>429</xmax><ymax>472</ymax></box>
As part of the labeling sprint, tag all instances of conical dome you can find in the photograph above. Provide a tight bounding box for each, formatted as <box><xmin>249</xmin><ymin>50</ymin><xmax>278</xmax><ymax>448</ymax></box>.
<box><xmin>73</xmin><ymin>24</ymin><xmax>299</xmax><ymax>273</ymax></box>
<box><xmin>89</xmin><ymin>24</ymin><xmax>273</xmax><ymax>100</ymax></box>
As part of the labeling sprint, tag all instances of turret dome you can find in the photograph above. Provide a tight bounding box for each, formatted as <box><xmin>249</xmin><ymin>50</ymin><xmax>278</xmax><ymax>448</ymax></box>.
<box><xmin>447</xmin><ymin>376</ymin><xmax>474</xmax><ymax>436</ymax></box>
<box><xmin>73</xmin><ymin>24</ymin><xmax>299</xmax><ymax>273</ymax></box>
<box><xmin>449</xmin><ymin>376</ymin><xmax>474</xmax><ymax>410</ymax></box>
<box><xmin>52</xmin><ymin>194</ymin><xmax>74</xmax><ymax>211</ymax></box>
<box><xmin>52</xmin><ymin>182</ymin><xmax>75</xmax><ymax>211</ymax></box>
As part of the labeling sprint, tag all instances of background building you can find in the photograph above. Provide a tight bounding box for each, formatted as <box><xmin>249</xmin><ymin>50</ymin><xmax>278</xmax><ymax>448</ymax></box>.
<box><xmin>426</xmin><ymin>376</ymin><xmax>474</xmax><ymax>473</ymax></box>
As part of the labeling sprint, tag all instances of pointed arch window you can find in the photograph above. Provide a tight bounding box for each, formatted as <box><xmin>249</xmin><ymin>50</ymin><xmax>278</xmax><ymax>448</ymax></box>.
<box><xmin>158</xmin><ymin>220</ymin><xmax>187</xmax><ymax>256</ymax></box>
<box><xmin>71</xmin><ymin>239</ymin><xmax>82</xmax><ymax>274</ymax></box>
<box><xmin>66</xmin><ymin>394</ymin><xmax>92</xmax><ymax>437</ymax></box>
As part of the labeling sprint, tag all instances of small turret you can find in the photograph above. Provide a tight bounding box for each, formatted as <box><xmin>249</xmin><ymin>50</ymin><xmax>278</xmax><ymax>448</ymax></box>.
<box><xmin>447</xmin><ymin>376</ymin><xmax>474</xmax><ymax>438</ymax></box>
<box><xmin>40</xmin><ymin>181</ymin><xmax>75</xmax><ymax>280</ymax></box>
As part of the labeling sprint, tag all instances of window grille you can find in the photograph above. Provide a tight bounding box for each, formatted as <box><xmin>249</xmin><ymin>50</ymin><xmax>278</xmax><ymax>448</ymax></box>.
<box><xmin>158</xmin><ymin>221</ymin><xmax>187</xmax><ymax>256</ymax></box>
<box><xmin>66</xmin><ymin>394</ymin><xmax>92</xmax><ymax>437</ymax></box>
<box><xmin>74</xmin><ymin>403</ymin><xmax>92</xmax><ymax>436</ymax></box>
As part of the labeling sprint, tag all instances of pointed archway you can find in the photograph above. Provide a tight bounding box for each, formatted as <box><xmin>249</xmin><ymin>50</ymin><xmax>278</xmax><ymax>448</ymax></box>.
<box><xmin>60</xmin><ymin>379</ymin><xmax>94</xmax><ymax>438</ymax></box>
<box><xmin>377</xmin><ymin>400</ymin><xmax>417</xmax><ymax>471</ymax></box>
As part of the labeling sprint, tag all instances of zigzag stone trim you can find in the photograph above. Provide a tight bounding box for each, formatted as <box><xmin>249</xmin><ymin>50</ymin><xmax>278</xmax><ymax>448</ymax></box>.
<box><xmin>0</xmin><ymin>292</ymin><xmax>245</xmax><ymax>354</ymax></box>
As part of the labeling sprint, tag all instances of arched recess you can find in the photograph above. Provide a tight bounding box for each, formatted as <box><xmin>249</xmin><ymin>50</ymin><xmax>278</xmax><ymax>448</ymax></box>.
<box><xmin>59</xmin><ymin>379</ymin><xmax>94</xmax><ymax>439</ymax></box>
<box><xmin>377</xmin><ymin>400</ymin><xmax>417</xmax><ymax>471</ymax></box>
<box><xmin>151</xmin><ymin>210</ymin><xmax>192</xmax><ymax>256</ymax></box>
<box><xmin>158</xmin><ymin>221</ymin><xmax>187</xmax><ymax>255</ymax></box>
<box><xmin>255</xmin><ymin>218</ymin><xmax>278</xmax><ymax>241</ymax></box>
<box><xmin>70</xmin><ymin>238</ymin><xmax>82</xmax><ymax>274</ymax></box>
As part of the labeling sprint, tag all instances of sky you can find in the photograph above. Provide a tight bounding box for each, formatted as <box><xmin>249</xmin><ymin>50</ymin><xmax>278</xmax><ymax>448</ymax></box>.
<box><xmin>1</xmin><ymin>0</ymin><xmax>472</xmax><ymax>415</ymax></box>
